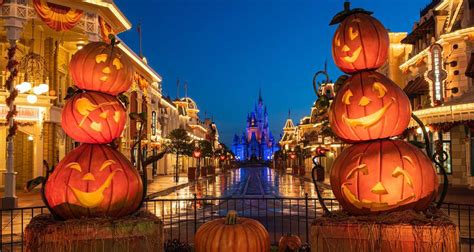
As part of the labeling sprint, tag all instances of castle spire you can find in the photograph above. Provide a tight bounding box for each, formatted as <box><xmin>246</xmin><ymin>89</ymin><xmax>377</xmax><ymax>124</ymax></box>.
<box><xmin>258</xmin><ymin>88</ymin><xmax>262</xmax><ymax>103</ymax></box>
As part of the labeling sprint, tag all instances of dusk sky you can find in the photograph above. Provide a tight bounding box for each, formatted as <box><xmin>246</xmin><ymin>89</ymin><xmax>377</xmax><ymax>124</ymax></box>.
<box><xmin>114</xmin><ymin>0</ymin><xmax>428</xmax><ymax>145</ymax></box>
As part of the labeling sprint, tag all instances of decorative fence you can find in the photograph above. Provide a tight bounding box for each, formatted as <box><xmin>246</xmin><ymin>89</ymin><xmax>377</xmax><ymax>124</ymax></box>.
<box><xmin>1</xmin><ymin>197</ymin><xmax>473</xmax><ymax>251</ymax></box>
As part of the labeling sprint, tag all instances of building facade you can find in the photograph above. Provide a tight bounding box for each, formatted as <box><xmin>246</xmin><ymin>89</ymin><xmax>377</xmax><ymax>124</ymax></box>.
<box><xmin>232</xmin><ymin>91</ymin><xmax>278</xmax><ymax>161</ymax></box>
<box><xmin>0</xmin><ymin>0</ymin><xmax>220</xmax><ymax>206</ymax></box>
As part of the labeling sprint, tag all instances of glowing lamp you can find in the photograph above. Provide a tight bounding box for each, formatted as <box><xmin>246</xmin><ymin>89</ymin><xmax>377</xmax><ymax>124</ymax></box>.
<box><xmin>27</xmin><ymin>94</ymin><xmax>38</xmax><ymax>104</ymax></box>
<box><xmin>193</xmin><ymin>149</ymin><xmax>202</xmax><ymax>159</ymax></box>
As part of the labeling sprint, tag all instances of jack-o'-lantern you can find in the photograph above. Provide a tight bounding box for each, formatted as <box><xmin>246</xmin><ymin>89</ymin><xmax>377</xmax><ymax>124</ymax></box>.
<box><xmin>44</xmin><ymin>144</ymin><xmax>143</xmax><ymax>219</ymax></box>
<box><xmin>69</xmin><ymin>41</ymin><xmax>133</xmax><ymax>95</ymax></box>
<box><xmin>62</xmin><ymin>91</ymin><xmax>126</xmax><ymax>144</ymax></box>
<box><xmin>328</xmin><ymin>71</ymin><xmax>411</xmax><ymax>142</ymax></box>
<box><xmin>330</xmin><ymin>139</ymin><xmax>438</xmax><ymax>215</ymax></box>
<box><xmin>331</xmin><ymin>4</ymin><xmax>389</xmax><ymax>74</ymax></box>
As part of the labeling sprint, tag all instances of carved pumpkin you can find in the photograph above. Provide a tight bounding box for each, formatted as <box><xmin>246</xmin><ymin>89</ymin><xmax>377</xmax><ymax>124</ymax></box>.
<box><xmin>332</xmin><ymin>12</ymin><xmax>389</xmax><ymax>74</ymax></box>
<box><xmin>330</xmin><ymin>139</ymin><xmax>438</xmax><ymax>215</ymax></box>
<box><xmin>278</xmin><ymin>233</ymin><xmax>302</xmax><ymax>252</ymax></box>
<box><xmin>62</xmin><ymin>91</ymin><xmax>126</xmax><ymax>144</ymax></box>
<box><xmin>44</xmin><ymin>144</ymin><xmax>143</xmax><ymax>219</ymax></box>
<box><xmin>194</xmin><ymin>210</ymin><xmax>270</xmax><ymax>252</ymax></box>
<box><xmin>69</xmin><ymin>42</ymin><xmax>133</xmax><ymax>95</ymax></box>
<box><xmin>328</xmin><ymin>71</ymin><xmax>411</xmax><ymax>142</ymax></box>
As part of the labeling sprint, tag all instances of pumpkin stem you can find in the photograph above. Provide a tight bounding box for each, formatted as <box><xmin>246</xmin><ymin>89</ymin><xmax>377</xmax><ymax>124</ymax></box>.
<box><xmin>225</xmin><ymin>210</ymin><xmax>238</xmax><ymax>225</ymax></box>
<box><xmin>344</xmin><ymin>1</ymin><xmax>350</xmax><ymax>11</ymax></box>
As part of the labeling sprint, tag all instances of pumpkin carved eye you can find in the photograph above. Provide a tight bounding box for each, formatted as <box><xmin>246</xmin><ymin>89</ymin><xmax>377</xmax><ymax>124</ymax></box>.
<box><xmin>372</xmin><ymin>82</ymin><xmax>387</xmax><ymax>98</ymax></box>
<box><xmin>349</xmin><ymin>27</ymin><xmax>359</xmax><ymax>40</ymax></box>
<box><xmin>342</xmin><ymin>89</ymin><xmax>353</xmax><ymax>105</ymax></box>
<box><xmin>66</xmin><ymin>162</ymin><xmax>82</xmax><ymax>172</ymax></box>
<box><xmin>96</xmin><ymin>54</ymin><xmax>108</xmax><ymax>63</ymax></box>
<box><xmin>113</xmin><ymin>58</ymin><xmax>123</xmax><ymax>70</ymax></box>
<box><xmin>335</xmin><ymin>31</ymin><xmax>341</xmax><ymax>47</ymax></box>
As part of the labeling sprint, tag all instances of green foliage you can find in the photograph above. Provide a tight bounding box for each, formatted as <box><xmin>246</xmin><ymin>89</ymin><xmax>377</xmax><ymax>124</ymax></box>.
<box><xmin>166</xmin><ymin>128</ymin><xmax>194</xmax><ymax>156</ymax></box>
<box><xmin>199</xmin><ymin>140</ymin><xmax>213</xmax><ymax>157</ymax></box>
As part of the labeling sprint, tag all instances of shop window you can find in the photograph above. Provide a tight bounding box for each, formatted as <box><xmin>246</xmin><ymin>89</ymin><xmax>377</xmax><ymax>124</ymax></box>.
<box><xmin>433</xmin><ymin>132</ymin><xmax>452</xmax><ymax>174</ymax></box>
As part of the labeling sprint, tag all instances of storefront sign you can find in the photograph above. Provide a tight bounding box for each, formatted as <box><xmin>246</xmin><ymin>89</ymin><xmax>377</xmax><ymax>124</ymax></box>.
<box><xmin>151</xmin><ymin>111</ymin><xmax>156</xmax><ymax>136</ymax></box>
<box><xmin>427</xmin><ymin>43</ymin><xmax>447</xmax><ymax>105</ymax></box>
<box><xmin>0</xmin><ymin>105</ymin><xmax>42</xmax><ymax>121</ymax></box>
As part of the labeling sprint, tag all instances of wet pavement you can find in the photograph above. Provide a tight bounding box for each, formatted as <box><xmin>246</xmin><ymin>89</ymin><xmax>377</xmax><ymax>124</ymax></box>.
<box><xmin>155</xmin><ymin>167</ymin><xmax>334</xmax><ymax>199</ymax></box>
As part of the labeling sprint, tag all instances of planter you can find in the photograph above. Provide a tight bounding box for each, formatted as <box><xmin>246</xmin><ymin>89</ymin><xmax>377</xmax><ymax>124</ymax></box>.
<box><xmin>310</xmin><ymin>210</ymin><xmax>458</xmax><ymax>252</ymax></box>
<box><xmin>25</xmin><ymin>210</ymin><xmax>164</xmax><ymax>252</ymax></box>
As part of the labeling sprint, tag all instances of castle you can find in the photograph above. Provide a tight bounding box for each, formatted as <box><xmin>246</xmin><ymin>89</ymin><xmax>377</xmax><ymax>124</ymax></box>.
<box><xmin>232</xmin><ymin>91</ymin><xmax>279</xmax><ymax>161</ymax></box>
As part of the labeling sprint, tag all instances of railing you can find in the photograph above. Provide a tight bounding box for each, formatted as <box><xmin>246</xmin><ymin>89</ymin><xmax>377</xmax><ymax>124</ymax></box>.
<box><xmin>1</xmin><ymin>197</ymin><xmax>473</xmax><ymax>251</ymax></box>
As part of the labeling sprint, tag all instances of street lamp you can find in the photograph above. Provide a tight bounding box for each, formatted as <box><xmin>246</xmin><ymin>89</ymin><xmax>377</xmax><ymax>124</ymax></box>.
<box><xmin>193</xmin><ymin>148</ymin><xmax>201</xmax><ymax>178</ymax></box>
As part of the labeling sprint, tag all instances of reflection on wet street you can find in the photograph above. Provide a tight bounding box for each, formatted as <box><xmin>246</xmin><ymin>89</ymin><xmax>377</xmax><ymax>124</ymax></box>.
<box><xmin>156</xmin><ymin>167</ymin><xmax>334</xmax><ymax>199</ymax></box>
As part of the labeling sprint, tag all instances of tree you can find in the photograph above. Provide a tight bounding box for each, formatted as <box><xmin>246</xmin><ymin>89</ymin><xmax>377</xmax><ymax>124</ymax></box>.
<box><xmin>199</xmin><ymin>140</ymin><xmax>213</xmax><ymax>166</ymax></box>
<box><xmin>166</xmin><ymin>128</ymin><xmax>194</xmax><ymax>182</ymax></box>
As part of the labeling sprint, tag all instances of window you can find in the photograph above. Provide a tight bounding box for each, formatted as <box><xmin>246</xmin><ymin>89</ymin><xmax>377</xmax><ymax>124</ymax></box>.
<box><xmin>433</xmin><ymin>131</ymin><xmax>452</xmax><ymax>174</ymax></box>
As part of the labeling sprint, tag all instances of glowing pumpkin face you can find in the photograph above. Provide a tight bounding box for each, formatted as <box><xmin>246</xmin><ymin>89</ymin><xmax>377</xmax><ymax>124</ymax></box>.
<box><xmin>62</xmin><ymin>91</ymin><xmax>126</xmax><ymax>144</ymax></box>
<box><xmin>330</xmin><ymin>140</ymin><xmax>438</xmax><ymax>215</ymax></box>
<box><xmin>328</xmin><ymin>71</ymin><xmax>411</xmax><ymax>142</ymax></box>
<box><xmin>69</xmin><ymin>42</ymin><xmax>133</xmax><ymax>95</ymax></box>
<box><xmin>332</xmin><ymin>13</ymin><xmax>389</xmax><ymax>74</ymax></box>
<box><xmin>44</xmin><ymin>144</ymin><xmax>143</xmax><ymax>219</ymax></box>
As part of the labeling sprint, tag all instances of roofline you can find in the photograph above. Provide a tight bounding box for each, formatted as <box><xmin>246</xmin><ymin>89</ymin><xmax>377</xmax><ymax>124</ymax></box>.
<box><xmin>117</xmin><ymin>40</ymin><xmax>163</xmax><ymax>82</ymax></box>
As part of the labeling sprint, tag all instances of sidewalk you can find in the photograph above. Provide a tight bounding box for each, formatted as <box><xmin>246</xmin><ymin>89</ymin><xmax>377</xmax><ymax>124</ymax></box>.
<box><xmin>2</xmin><ymin>172</ymin><xmax>216</xmax><ymax>208</ymax></box>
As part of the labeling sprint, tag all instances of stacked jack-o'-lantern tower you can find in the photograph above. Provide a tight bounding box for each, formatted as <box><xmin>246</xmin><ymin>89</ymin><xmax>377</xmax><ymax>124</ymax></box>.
<box><xmin>310</xmin><ymin>3</ymin><xmax>458</xmax><ymax>251</ymax></box>
<box><xmin>43</xmin><ymin>39</ymin><xmax>144</xmax><ymax>219</ymax></box>
<box><xmin>327</xmin><ymin>2</ymin><xmax>438</xmax><ymax>215</ymax></box>
<box><xmin>25</xmin><ymin>39</ymin><xmax>163</xmax><ymax>251</ymax></box>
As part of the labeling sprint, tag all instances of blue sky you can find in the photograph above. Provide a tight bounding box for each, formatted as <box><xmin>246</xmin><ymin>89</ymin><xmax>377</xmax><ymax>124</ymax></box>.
<box><xmin>115</xmin><ymin>0</ymin><xmax>429</xmax><ymax>145</ymax></box>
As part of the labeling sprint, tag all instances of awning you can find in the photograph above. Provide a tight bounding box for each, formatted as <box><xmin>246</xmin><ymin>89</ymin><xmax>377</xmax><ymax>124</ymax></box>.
<box><xmin>466</xmin><ymin>53</ymin><xmax>474</xmax><ymax>78</ymax></box>
<box><xmin>403</xmin><ymin>76</ymin><xmax>429</xmax><ymax>97</ymax></box>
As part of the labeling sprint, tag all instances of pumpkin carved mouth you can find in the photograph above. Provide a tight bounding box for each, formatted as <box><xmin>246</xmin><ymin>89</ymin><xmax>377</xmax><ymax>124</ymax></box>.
<box><xmin>341</xmin><ymin>46</ymin><xmax>362</xmax><ymax>63</ymax></box>
<box><xmin>69</xmin><ymin>169</ymin><xmax>123</xmax><ymax>208</ymax></box>
<box><xmin>342</xmin><ymin>97</ymin><xmax>395</xmax><ymax>128</ymax></box>
<box><xmin>341</xmin><ymin>183</ymin><xmax>415</xmax><ymax>211</ymax></box>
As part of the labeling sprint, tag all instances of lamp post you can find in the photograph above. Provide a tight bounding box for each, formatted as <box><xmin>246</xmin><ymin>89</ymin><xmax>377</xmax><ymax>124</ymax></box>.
<box><xmin>193</xmin><ymin>148</ymin><xmax>201</xmax><ymax>178</ymax></box>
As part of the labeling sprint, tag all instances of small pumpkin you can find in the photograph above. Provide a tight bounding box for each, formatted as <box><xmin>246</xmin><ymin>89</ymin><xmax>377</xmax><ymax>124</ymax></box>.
<box><xmin>61</xmin><ymin>91</ymin><xmax>126</xmax><ymax>144</ymax></box>
<box><xmin>328</xmin><ymin>71</ymin><xmax>411</xmax><ymax>142</ymax></box>
<box><xmin>331</xmin><ymin>3</ymin><xmax>389</xmax><ymax>74</ymax></box>
<box><xmin>69</xmin><ymin>41</ymin><xmax>133</xmax><ymax>95</ymax></box>
<box><xmin>195</xmin><ymin>210</ymin><xmax>270</xmax><ymax>252</ymax></box>
<box><xmin>330</xmin><ymin>139</ymin><xmax>438</xmax><ymax>215</ymax></box>
<box><xmin>44</xmin><ymin>144</ymin><xmax>143</xmax><ymax>219</ymax></box>
<box><xmin>278</xmin><ymin>233</ymin><xmax>302</xmax><ymax>252</ymax></box>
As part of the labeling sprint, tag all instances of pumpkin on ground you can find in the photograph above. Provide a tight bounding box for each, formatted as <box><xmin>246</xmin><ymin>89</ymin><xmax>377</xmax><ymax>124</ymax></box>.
<box><xmin>61</xmin><ymin>91</ymin><xmax>126</xmax><ymax>144</ymax></box>
<box><xmin>69</xmin><ymin>41</ymin><xmax>133</xmax><ymax>95</ymax></box>
<box><xmin>330</xmin><ymin>139</ymin><xmax>438</xmax><ymax>215</ymax></box>
<box><xmin>328</xmin><ymin>71</ymin><xmax>412</xmax><ymax>142</ymax></box>
<box><xmin>278</xmin><ymin>233</ymin><xmax>302</xmax><ymax>252</ymax></box>
<box><xmin>331</xmin><ymin>5</ymin><xmax>389</xmax><ymax>74</ymax></box>
<box><xmin>194</xmin><ymin>210</ymin><xmax>270</xmax><ymax>252</ymax></box>
<box><xmin>44</xmin><ymin>144</ymin><xmax>143</xmax><ymax>219</ymax></box>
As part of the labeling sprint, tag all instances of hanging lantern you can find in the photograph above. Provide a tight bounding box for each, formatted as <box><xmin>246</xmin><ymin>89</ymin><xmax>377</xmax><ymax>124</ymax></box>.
<box><xmin>328</xmin><ymin>71</ymin><xmax>411</xmax><ymax>142</ymax></box>
<box><xmin>61</xmin><ymin>91</ymin><xmax>126</xmax><ymax>144</ymax></box>
<box><xmin>44</xmin><ymin>144</ymin><xmax>143</xmax><ymax>219</ymax></box>
<box><xmin>69</xmin><ymin>41</ymin><xmax>134</xmax><ymax>95</ymax></box>
<box><xmin>331</xmin><ymin>3</ymin><xmax>389</xmax><ymax>74</ymax></box>
<box><xmin>330</xmin><ymin>139</ymin><xmax>438</xmax><ymax>215</ymax></box>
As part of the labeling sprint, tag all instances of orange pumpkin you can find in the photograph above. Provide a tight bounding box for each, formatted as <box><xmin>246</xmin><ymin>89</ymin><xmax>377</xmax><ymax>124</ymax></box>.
<box><xmin>62</xmin><ymin>91</ymin><xmax>126</xmax><ymax>144</ymax></box>
<box><xmin>332</xmin><ymin>12</ymin><xmax>389</xmax><ymax>74</ymax></box>
<box><xmin>328</xmin><ymin>71</ymin><xmax>411</xmax><ymax>142</ymax></box>
<box><xmin>194</xmin><ymin>210</ymin><xmax>270</xmax><ymax>252</ymax></box>
<box><xmin>330</xmin><ymin>139</ymin><xmax>438</xmax><ymax>215</ymax></box>
<box><xmin>278</xmin><ymin>233</ymin><xmax>302</xmax><ymax>252</ymax></box>
<box><xmin>69</xmin><ymin>42</ymin><xmax>133</xmax><ymax>95</ymax></box>
<box><xmin>44</xmin><ymin>144</ymin><xmax>143</xmax><ymax>219</ymax></box>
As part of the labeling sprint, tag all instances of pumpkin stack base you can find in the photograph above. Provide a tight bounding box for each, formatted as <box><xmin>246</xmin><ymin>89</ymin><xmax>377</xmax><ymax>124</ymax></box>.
<box><xmin>310</xmin><ymin>210</ymin><xmax>458</xmax><ymax>252</ymax></box>
<box><xmin>24</xmin><ymin>210</ymin><xmax>163</xmax><ymax>252</ymax></box>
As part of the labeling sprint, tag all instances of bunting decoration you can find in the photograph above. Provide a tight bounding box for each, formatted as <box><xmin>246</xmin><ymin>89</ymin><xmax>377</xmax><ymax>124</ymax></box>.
<box><xmin>32</xmin><ymin>0</ymin><xmax>83</xmax><ymax>32</ymax></box>
<box><xmin>99</xmin><ymin>16</ymin><xmax>115</xmax><ymax>43</ymax></box>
